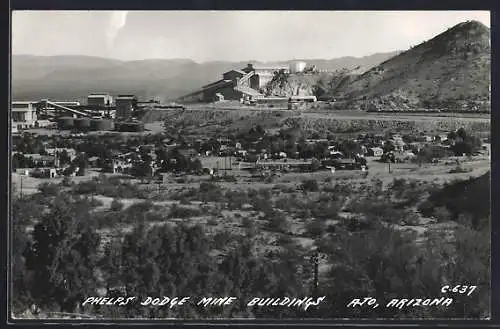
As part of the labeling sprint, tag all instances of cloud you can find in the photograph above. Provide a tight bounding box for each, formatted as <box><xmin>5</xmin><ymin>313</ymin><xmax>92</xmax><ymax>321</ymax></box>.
<box><xmin>106</xmin><ymin>11</ymin><xmax>129</xmax><ymax>50</ymax></box>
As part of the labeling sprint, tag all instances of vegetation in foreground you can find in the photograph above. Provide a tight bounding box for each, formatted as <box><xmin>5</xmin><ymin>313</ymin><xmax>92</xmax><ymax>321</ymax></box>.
<box><xmin>11</xmin><ymin>171</ymin><xmax>490</xmax><ymax>319</ymax></box>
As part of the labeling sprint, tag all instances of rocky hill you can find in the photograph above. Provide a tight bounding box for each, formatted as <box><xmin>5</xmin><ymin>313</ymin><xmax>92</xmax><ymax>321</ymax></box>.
<box><xmin>329</xmin><ymin>21</ymin><xmax>491</xmax><ymax>112</ymax></box>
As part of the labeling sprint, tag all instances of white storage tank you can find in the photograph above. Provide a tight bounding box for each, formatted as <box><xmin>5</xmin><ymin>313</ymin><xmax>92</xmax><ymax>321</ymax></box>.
<box><xmin>290</xmin><ymin>61</ymin><xmax>307</xmax><ymax>73</ymax></box>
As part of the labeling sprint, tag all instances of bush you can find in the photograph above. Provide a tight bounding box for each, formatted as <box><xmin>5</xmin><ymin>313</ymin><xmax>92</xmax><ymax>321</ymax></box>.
<box><xmin>110</xmin><ymin>199</ymin><xmax>124</xmax><ymax>212</ymax></box>
<box><xmin>301</xmin><ymin>179</ymin><xmax>319</xmax><ymax>192</ymax></box>
<box><xmin>433</xmin><ymin>206</ymin><xmax>452</xmax><ymax>222</ymax></box>
<box><xmin>241</xmin><ymin>217</ymin><xmax>255</xmax><ymax>228</ymax></box>
<box><xmin>213</xmin><ymin>231</ymin><xmax>235</xmax><ymax>249</ymax></box>
<box><xmin>449</xmin><ymin>166</ymin><xmax>472</xmax><ymax>174</ymax></box>
<box><xmin>276</xmin><ymin>234</ymin><xmax>293</xmax><ymax>246</ymax></box>
<box><xmin>38</xmin><ymin>182</ymin><xmax>60</xmax><ymax>196</ymax></box>
<box><xmin>179</xmin><ymin>197</ymin><xmax>191</xmax><ymax>205</ymax></box>
<box><xmin>306</xmin><ymin>219</ymin><xmax>327</xmax><ymax>238</ymax></box>
<box><xmin>266</xmin><ymin>210</ymin><xmax>290</xmax><ymax>233</ymax></box>
<box><xmin>418</xmin><ymin>199</ymin><xmax>435</xmax><ymax>217</ymax></box>
<box><xmin>168</xmin><ymin>204</ymin><xmax>203</xmax><ymax>219</ymax></box>
<box><xmin>207</xmin><ymin>217</ymin><xmax>218</xmax><ymax>226</ymax></box>
<box><xmin>88</xmin><ymin>197</ymin><xmax>104</xmax><ymax>207</ymax></box>
<box><xmin>61</xmin><ymin>176</ymin><xmax>73</xmax><ymax>187</ymax></box>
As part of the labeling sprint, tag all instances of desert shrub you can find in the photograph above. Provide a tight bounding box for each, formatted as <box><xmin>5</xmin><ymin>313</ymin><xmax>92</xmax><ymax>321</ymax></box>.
<box><xmin>206</xmin><ymin>217</ymin><xmax>218</xmax><ymax>226</ymax></box>
<box><xmin>198</xmin><ymin>181</ymin><xmax>224</xmax><ymax>202</ymax></box>
<box><xmin>110</xmin><ymin>199</ymin><xmax>124</xmax><ymax>212</ymax></box>
<box><xmin>274</xmin><ymin>196</ymin><xmax>295</xmax><ymax>212</ymax></box>
<box><xmin>401</xmin><ymin>211</ymin><xmax>421</xmax><ymax>226</ymax></box>
<box><xmin>311</xmin><ymin>201</ymin><xmax>341</xmax><ymax>220</ymax></box>
<box><xmin>226</xmin><ymin>190</ymin><xmax>250</xmax><ymax>210</ymax></box>
<box><xmin>241</xmin><ymin>217</ymin><xmax>255</xmax><ymax>228</ymax></box>
<box><xmin>306</xmin><ymin>219</ymin><xmax>327</xmax><ymax>238</ymax></box>
<box><xmin>38</xmin><ymin>182</ymin><xmax>60</xmax><ymax>196</ymax></box>
<box><xmin>72</xmin><ymin>180</ymin><xmax>98</xmax><ymax>195</ymax></box>
<box><xmin>265</xmin><ymin>210</ymin><xmax>290</xmax><ymax>233</ymax></box>
<box><xmin>61</xmin><ymin>176</ymin><xmax>73</xmax><ymax>187</ymax></box>
<box><xmin>125</xmin><ymin>201</ymin><xmax>155</xmax><ymax>221</ymax></box>
<box><xmin>179</xmin><ymin>197</ymin><xmax>191</xmax><ymax>205</ymax></box>
<box><xmin>390</xmin><ymin>178</ymin><xmax>407</xmax><ymax>198</ymax></box>
<box><xmin>449</xmin><ymin>166</ymin><xmax>472</xmax><ymax>174</ymax></box>
<box><xmin>168</xmin><ymin>204</ymin><xmax>203</xmax><ymax>219</ymax></box>
<box><xmin>418</xmin><ymin>199</ymin><xmax>435</xmax><ymax>217</ymax></box>
<box><xmin>433</xmin><ymin>206</ymin><xmax>452</xmax><ymax>222</ymax></box>
<box><xmin>88</xmin><ymin>197</ymin><xmax>104</xmax><ymax>207</ymax></box>
<box><xmin>276</xmin><ymin>234</ymin><xmax>294</xmax><ymax>246</ymax></box>
<box><xmin>301</xmin><ymin>179</ymin><xmax>319</xmax><ymax>192</ymax></box>
<box><xmin>249</xmin><ymin>189</ymin><xmax>273</xmax><ymax>213</ymax></box>
<box><xmin>212</xmin><ymin>230</ymin><xmax>235</xmax><ymax>249</ymax></box>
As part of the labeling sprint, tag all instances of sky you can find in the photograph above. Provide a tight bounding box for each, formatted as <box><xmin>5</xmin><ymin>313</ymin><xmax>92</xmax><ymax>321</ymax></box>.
<box><xmin>11</xmin><ymin>11</ymin><xmax>490</xmax><ymax>63</ymax></box>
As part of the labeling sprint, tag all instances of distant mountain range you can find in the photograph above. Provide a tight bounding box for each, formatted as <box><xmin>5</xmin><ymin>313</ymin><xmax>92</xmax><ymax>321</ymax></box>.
<box><xmin>11</xmin><ymin>52</ymin><xmax>400</xmax><ymax>103</ymax></box>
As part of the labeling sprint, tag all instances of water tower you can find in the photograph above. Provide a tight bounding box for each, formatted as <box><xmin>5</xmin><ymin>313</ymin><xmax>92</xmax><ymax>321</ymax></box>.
<box><xmin>290</xmin><ymin>61</ymin><xmax>307</xmax><ymax>73</ymax></box>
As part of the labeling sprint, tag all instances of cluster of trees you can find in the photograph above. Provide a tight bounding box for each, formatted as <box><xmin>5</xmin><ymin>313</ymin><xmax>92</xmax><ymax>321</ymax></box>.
<box><xmin>12</xmin><ymin>185</ymin><xmax>489</xmax><ymax>318</ymax></box>
<box><xmin>12</xmin><ymin>133</ymin><xmax>48</xmax><ymax>155</ymax></box>
<box><xmin>447</xmin><ymin>128</ymin><xmax>482</xmax><ymax>156</ymax></box>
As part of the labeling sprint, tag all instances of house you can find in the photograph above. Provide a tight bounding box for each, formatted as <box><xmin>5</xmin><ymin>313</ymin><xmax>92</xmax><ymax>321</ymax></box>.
<box><xmin>23</xmin><ymin>154</ymin><xmax>56</xmax><ymax>167</ymax></box>
<box><xmin>45</xmin><ymin>148</ymin><xmax>78</xmax><ymax>162</ymax></box>
<box><xmin>137</xmin><ymin>144</ymin><xmax>156</xmax><ymax>153</ymax></box>
<box><xmin>29</xmin><ymin>167</ymin><xmax>58</xmax><ymax>178</ymax></box>
<box><xmin>368</xmin><ymin>147</ymin><xmax>384</xmax><ymax>157</ymax></box>
<box><xmin>112</xmin><ymin>158</ymin><xmax>133</xmax><ymax>174</ymax></box>
<box><xmin>87</xmin><ymin>156</ymin><xmax>100</xmax><ymax>167</ymax></box>
<box><xmin>390</xmin><ymin>138</ymin><xmax>406</xmax><ymax>152</ymax></box>
<box><xmin>403</xmin><ymin>151</ymin><xmax>417</xmax><ymax>159</ymax></box>
<box><xmin>235</xmin><ymin>150</ymin><xmax>248</xmax><ymax>157</ymax></box>
<box><xmin>329</xmin><ymin>151</ymin><xmax>344</xmax><ymax>158</ymax></box>
<box><xmin>178</xmin><ymin>148</ymin><xmax>199</xmax><ymax>158</ymax></box>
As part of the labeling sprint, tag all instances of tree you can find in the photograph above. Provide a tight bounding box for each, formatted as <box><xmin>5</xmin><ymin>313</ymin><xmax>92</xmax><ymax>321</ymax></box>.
<box><xmin>339</xmin><ymin>140</ymin><xmax>361</xmax><ymax>158</ymax></box>
<box><xmin>310</xmin><ymin>158</ymin><xmax>321</xmax><ymax>172</ymax></box>
<box><xmin>73</xmin><ymin>154</ymin><xmax>88</xmax><ymax>176</ymax></box>
<box><xmin>383</xmin><ymin>140</ymin><xmax>395</xmax><ymax>153</ymax></box>
<box><xmin>23</xmin><ymin>194</ymin><xmax>100</xmax><ymax>312</ymax></box>
<box><xmin>58</xmin><ymin>150</ymin><xmax>71</xmax><ymax>167</ymax></box>
<box><xmin>189</xmin><ymin>158</ymin><xmax>203</xmax><ymax>173</ymax></box>
<box><xmin>11</xmin><ymin>196</ymin><xmax>44</xmax><ymax>313</ymax></box>
<box><xmin>12</xmin><ymin>153</ymin><xmax>23</xmax><ymax>172</ymax></box>
<box><xmin>302</xmin><ymin>179</ymin><xmax>319</xmax><ymax>192</ymax></box>
<box><xmin>447</xmin><ymin>130</ymin><xmax>458</xmax><ymax>141</ymax></box>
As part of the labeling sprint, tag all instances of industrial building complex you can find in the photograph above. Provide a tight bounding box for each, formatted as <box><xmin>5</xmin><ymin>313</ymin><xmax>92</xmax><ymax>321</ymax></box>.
<box><xmin>177</xmin><ymin>61</ymin><xmax>316</xmax><ymax>104</ymax></box>
<box><xmin>11</xmin><ymin>61</ymin><xmax>318</xmax><ymax>134</ymax></box>
<box><xmin>11</xmin><ymin>93</ymin><xmax>147</xmax><ymax>134</ymax></box>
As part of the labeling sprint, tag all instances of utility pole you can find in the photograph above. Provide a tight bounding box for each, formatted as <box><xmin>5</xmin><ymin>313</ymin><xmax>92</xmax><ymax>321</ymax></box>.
<box><xmin>310</xmin><ymin>251</ymin><xmax>320</xmax><ymax>297</ymax></box>
<box><xmin>20</xmin><ymin>175</ymin><xmax>23</xmax><ymax>200</ymax></box>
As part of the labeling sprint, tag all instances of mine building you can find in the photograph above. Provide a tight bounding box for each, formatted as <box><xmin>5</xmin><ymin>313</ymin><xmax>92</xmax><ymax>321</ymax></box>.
<box><xmin>11</xmin><ymin>101</ymin><xmax>37</xmax><ymax>130</ymax></box>
<box><xmin>115</xmin><ymin>95</ymin><xmax>138</xmax><ymax>119</ymax></box>
<box><xmin>87</xmin><ymin>93</ymin><xmax>113</xmax><ymax>107</ymax></box>
<box><xmin>177</xmin><ymin>63</ymin><xmax>293</xmax><ymax>104</ymax></box>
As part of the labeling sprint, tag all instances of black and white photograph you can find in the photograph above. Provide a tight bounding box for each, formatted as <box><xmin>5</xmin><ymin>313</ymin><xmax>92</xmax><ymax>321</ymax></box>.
<box><xmin>9</xmin><ymin>10</ymin><xmax>491</xmax><ymax>320</ymax></box>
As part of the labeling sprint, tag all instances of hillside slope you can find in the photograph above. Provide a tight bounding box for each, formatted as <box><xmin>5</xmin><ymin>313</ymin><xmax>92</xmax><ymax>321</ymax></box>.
<box><xmin>332</xmin><ymin>21</ymin><xmax>491</xmax><ymax>111</ymax></box>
